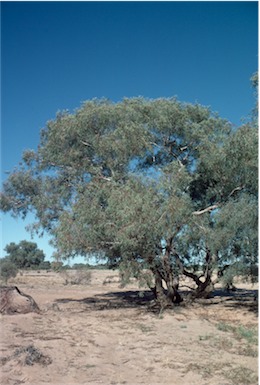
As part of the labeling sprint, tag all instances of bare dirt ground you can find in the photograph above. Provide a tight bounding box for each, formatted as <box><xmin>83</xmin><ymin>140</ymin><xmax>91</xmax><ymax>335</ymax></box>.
<box><xmin>0</xmin><ymin>270</ymin><xmax>258</xmax><ymax>385</ymax></box>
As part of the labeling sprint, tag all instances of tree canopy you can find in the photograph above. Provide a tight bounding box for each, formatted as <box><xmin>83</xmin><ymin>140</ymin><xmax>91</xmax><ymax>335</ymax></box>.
<box><xmin>1</xmin><ymin>78</ymin><xmax>258</xmax><ymax>305</ymax></box>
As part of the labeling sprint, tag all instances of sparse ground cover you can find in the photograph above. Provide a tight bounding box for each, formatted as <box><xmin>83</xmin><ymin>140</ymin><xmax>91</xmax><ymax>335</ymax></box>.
<box><xmin>0</xmin><ymin>270</ymin><xmax>258</xmax><ymax>385</ymax></box>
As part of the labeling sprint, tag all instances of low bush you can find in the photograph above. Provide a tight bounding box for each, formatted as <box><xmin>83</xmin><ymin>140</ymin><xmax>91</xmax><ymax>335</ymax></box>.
<box><xmin>60</xmin><ymin>269</ymin><xmax>92</xmax><ymax>285</ymax></box>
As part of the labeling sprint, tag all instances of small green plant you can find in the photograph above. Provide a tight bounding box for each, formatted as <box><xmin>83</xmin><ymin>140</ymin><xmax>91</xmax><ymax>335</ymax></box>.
<box><xmin>216</xmin><ymin>322</ymin><xmax>258</xmax><ymax>345</ymax></box>
<box><xmin>216</xmin><ymin>321</ymin><xmax>233</xmax><ymax>332</ymax></box>
<box><xmin>235</xmin><ymin>325</ymin><xmax>258</xmax><ymax>344</ymax></box>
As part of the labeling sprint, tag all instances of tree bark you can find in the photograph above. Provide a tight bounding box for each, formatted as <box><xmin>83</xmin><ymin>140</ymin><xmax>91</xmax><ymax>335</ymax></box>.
<box><xmin>149</xmin><ymin>248</ymin><xmax>183</xmax><ymax>307</ymax></box>
<box><xmin>163</xmin><ymin>238</ymin><xmax>183</xmax><ymax>304</ymax></box>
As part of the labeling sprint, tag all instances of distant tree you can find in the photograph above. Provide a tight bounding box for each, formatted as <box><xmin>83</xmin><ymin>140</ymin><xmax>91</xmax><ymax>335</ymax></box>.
<box><xmin>1</xmin><ymin>77</ymin><xmax>257</xmax><ymax>306</ymax></box>
<box><xmin>4</xmin><ymin>241</ymin><xmax>45</xmax><ymax>269</ymax></box>
<box><xmin>72</xmin><ymin>263</ymin><xmax>89</xmax><ymax>270</ymax></box>
<box><xmin>0</xmin><ymin>258</ymin><xmax>18</xmax><ymax>283</ymax></box>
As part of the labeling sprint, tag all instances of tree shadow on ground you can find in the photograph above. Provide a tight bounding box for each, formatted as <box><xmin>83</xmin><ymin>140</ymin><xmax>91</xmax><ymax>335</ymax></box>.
<box><xmin>211</xmin><ymin>287</ymin><xmax>258</xmax><ymax>314</ymax></box>
<box><xmin>55</xmin><ymin>290</ymin><xmax>154</xmax><ymax>312</ymax></box>
<box><xmin>184</xmin><ymin>287</ymin><xmax>258</xmax><ymax>315</ymax></box>
<box><xmin>54</xmin><ymin>286</ymin><xmax>258</xmax><ymax>314</ymax></box>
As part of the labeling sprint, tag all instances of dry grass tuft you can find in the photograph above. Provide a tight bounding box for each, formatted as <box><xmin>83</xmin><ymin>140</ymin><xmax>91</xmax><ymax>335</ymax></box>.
<box><xmin>224</xmin><ymin>366</ymin><xmax>258</xmax><ymax>385</ymax></box>
<box><xmin>1</xmin><ymin>344</ymin><xmax>52</xmax><ymax>367</ymax></box>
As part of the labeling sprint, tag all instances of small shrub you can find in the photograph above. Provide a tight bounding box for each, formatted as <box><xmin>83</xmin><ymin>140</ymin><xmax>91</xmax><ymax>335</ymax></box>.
<box><xmin>0</xmin><ymin>259</ymin><xmax>18</xmax><ymax>283</ymax></box>
<box><xmin>216</xmin><ymin>322</ymin><xmax>258</xmax><ymax>345</ymax></box>
<box><xmin>60</xmin><ymin>270</ymin><xmax>92</xmax><ymax>285</ymax></box>
<box><xmin>216</xmin><ymin>321</ymin><xmax>233</xmax><ymax>332</ymax></box>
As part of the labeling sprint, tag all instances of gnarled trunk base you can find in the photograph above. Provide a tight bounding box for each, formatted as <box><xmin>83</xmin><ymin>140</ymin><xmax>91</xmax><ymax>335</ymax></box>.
<box><xmin>150</xmin><ymin>274</ymin><xmax>183</xmax><ymax>308</ymax></box>
<box><xmin>190</xmin><ymin>280</ymin><xmax>215</xmax><ymax>300</ymax></box>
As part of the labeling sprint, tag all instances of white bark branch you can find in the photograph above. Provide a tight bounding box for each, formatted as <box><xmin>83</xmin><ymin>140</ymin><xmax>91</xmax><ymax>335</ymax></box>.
<box><xmin>192</xmin><ymin>204</ymin><xmax>218</xmax><ymax>216</ymax></box>
<box><xmin>80</xmin><ymin>140</ymin><xmax>93</xmax><ymax>147</ymax></box>
<box><xmin>228</xmin><ymin>186</ymin><xmax>243</xmax><ymax>197</ymax></box>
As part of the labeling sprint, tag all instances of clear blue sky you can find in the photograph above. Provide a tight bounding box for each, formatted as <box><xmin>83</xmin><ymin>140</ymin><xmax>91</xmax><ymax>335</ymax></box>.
<box><xmin>1</xmin><ymin>1</ymin><xmax>258</xmax><ymax>263</ymax></box>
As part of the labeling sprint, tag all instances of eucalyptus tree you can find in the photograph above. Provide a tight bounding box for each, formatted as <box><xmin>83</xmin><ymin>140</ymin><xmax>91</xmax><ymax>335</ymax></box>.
<box><xmin>4</xmin><ymin>240</ymin><xmax>46</xmax><ymax>269</ymax></box>
<box><xmin>1</xmin><ymin>87</ymin><xmax>257</xmax><ymax>306</ymax></box>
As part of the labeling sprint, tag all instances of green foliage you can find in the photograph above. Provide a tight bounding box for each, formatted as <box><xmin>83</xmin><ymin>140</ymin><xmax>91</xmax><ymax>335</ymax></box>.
<box><xmin>0</xmin><ymin>258</ymin><xmax>18</xmax><ymax>283</ymax></box>
<box><xmin>0</xmin><ymin>80</ymin><xmax>258</xmax><ymax>302</ymax></box>
<box><xmin>4</xmin><ymin>241</ymin><xmax>45</xmax><ymax>269</ymax></box>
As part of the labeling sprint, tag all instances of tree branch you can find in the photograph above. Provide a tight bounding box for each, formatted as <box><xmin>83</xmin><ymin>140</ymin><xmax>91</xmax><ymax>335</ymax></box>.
<box><xmin>228</xmin><ymin>186</ymin><xmax>244</xmax><ymax>197</ymax></box>
<box><xmin>173</xmin><ymin>251</ymin><xmax>202</xmax><ymax>286</ymax></box>
<box><xmin>192</xmin><ymin>186</ymin><xmax>243</xmax><ymax>216</ymax></box>
<box><xmin>80</xmin><ymin>140</ymin><xmax>93</xmax><ymax>148</ymax></box>
<box><xmin>192</xmin><ymin>204</ymin><xmax>218</xmax><ymax>216</ymax></box>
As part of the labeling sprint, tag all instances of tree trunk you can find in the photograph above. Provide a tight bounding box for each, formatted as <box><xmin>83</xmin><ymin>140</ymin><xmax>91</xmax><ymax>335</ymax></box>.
<box><xmin>163</xmin><ymin>239</ymin><xmax>183</xmax><ymax>304</ymax></box>
<box><xmin>174</xmin><ymin>248</ymin><xmax>215</xmax><ymax>300</ymax></box>
<box><xmin>154</xmin><ymin>273</ymin><xmax>167</xmax><ymax>304</ymax></box>
<box><xmin>193</xmin><ymin>248</ymin><xmax>215</xmax><ymax>298</ymax></box>
<box><xmin>163</xmin><ymin>274</ymin><xmax>183</xmax><ymax>304</ymax></box>
<box><xmin>192</xmin><ymin>278</ymin><xmax>214</xmax><ymax>299</ymax></box>
<box><xmin>150</xmin><ymin>270</ymin><xmax>172</xmax><ymax>307</ymax></box>
<box><xmin>150</xmin><ymin>251</ymin><xmax>183</xmax><ymax>307</ymax></box>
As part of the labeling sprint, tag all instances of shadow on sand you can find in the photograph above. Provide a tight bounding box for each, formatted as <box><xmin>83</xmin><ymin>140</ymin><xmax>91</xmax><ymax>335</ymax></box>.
<box><xmin>54</xmin><ymin>286</ymin><xmax>258</xmax><ymax>314</ymax></box>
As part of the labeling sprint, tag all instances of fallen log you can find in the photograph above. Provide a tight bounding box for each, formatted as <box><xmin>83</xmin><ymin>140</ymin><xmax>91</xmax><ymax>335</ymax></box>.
<box><xmin>0</xmin><ymin>286</ymin><xmax>40</xmax><ymax>315</ymax></box>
